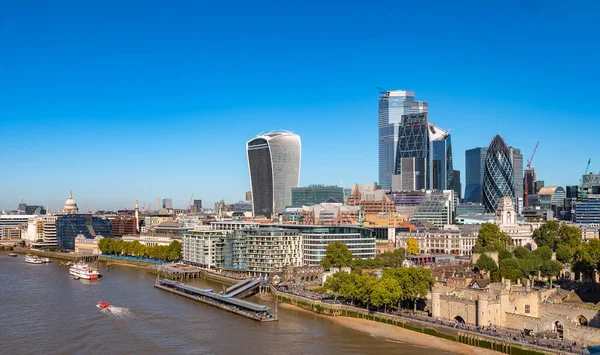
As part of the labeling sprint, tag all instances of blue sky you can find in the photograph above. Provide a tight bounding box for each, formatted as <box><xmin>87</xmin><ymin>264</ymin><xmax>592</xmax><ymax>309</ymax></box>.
<box><xmin>1</xmin><ymin>0</ymin><xmax>599</xmax><ymax>211</ymax></box>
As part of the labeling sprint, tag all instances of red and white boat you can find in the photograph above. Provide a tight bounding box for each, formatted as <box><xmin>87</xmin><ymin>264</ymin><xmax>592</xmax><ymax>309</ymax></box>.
<box><xmin>69</xmin><ymin>263</ymin><xmax>102</xmax><ymax>280</ymax></box>
<box><xmin>96</xmin><ymin>301</ymin><xmax>111</xmax><ymax>309</ymax></box>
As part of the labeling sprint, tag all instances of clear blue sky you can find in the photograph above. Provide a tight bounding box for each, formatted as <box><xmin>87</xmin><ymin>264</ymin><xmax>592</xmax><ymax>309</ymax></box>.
<box><xmin>1</xmin><ymin>0</ymin><xmax>599</xmax><ymax>211</ymax></box>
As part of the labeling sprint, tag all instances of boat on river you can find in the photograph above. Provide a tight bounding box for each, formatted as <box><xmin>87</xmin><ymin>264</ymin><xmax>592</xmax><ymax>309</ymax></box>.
<box><xmin>96</xmin><ymin>301</ymin><xmax>111</xmax><ymax>309</ymax></box>
<box><xmin>69</xmin><ymin>263</ymin><xmax>102</xmax><ymax>280</ymax></box>
<box><xmin>8</xmin><ymin>253</ymin><xmax>17</xmax><ymax>257</ymax></box>
<box><xmin>25</xmin><ymin>255</ymin><xmax>44</xmax><ymax>264</ymax></box>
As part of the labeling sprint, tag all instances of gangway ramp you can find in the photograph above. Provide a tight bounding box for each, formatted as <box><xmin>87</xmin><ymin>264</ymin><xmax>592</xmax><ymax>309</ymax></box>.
<box><xmin>224</xmin><ymin>278</ymin><xmax>254</xmax><ymax>295</ymax></box>
<box><xmin>224</xmin><ymin>279</ymin><xmax>261</xmax><ymax>298</ymax></box>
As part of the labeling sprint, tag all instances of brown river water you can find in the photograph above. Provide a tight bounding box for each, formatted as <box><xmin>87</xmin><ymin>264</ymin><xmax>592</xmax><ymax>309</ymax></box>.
<box><xmin>0</xmin><ymin>253</ymin><xmax>452</xmax><ymax>354</ymax></box>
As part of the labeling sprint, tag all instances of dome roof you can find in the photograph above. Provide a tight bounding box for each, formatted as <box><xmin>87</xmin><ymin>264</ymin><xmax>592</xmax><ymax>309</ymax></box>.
<box><xmin>64</xmin><ymin>191</ymin><xmax>78</xmax><ymax>207</ymax></box>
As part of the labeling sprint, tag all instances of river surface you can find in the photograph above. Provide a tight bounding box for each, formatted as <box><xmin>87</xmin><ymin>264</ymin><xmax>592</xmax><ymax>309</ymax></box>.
<box><xmin>0</xmin><ymin>253</ymin><xmax>448</xmax><ymax>354</ymax></box>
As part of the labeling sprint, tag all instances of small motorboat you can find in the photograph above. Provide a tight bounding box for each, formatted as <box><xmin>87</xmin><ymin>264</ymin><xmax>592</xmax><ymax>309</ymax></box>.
<box><xmin>97</xmin><ymin>301</ymin><xmax>111</xmax><ymax>309</ymax></box>
<box><xmin>8</xmin><ymin>253</ymin><xmax>17</xmax><ymax>257</ymax></box>
<box><xmin>41</xmin><ymin>257</ymin><xmax>51</xmax><ymax>263</ymax></box>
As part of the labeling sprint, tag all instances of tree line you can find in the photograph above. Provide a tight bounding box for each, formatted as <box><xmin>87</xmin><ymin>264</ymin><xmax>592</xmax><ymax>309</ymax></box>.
<box><xmin>98</xmin><ymin>238</ymin><xmax>182</xmax><ymax>262</ymax></box>
<box><xmin>474</xmin><ymin>221</ymin><xmax>600</xmax><ymax>285</ymax></box>
<box><xmin>320</xmin><ymin>241</ymin><xmax>434</xmax><ymax>312</ymax></box>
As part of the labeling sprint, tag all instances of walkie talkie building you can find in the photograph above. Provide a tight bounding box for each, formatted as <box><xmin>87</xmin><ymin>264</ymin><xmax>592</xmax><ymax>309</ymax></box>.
<box><xmin>482</xmin><ymin>135</ymin><xmax>515</xmax><ymax>212</ymax></box>
<box><xmin>247</xmin><ymin>132</ymin><xmax>301</xmax><ymax>220</ymax></box>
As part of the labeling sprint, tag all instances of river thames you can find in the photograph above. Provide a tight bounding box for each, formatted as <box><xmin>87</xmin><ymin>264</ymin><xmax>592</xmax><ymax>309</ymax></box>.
<box><xmin>0</xmin><ymin>254</ymin><xmax>452</xmax><ymax>354</ymax></box>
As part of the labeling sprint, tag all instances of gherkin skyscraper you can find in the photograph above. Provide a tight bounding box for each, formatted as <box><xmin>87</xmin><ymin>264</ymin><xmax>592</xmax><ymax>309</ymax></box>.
<box><xmin>482</xmin><ymin>135</ymin><xmax>515</xmax><ymax>212</ymax></box>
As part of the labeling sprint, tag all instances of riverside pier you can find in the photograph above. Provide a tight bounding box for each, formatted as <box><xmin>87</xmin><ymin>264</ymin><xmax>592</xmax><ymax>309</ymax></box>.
<box><xmin>154</xmin><ymin>279</ymin><xmax>278</xmax><ymax>322</ymax></box>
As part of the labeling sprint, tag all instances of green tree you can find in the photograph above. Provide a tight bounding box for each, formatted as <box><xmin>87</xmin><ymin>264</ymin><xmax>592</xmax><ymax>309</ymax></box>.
<box><xmin>356</xmin><ymin>275</ymin><xmax>379</xmax><ymax>308</ymax></box>
<box><xmin>533</xmin><ymin>246</ymin><xmax>553</xmax><ymax>261</ymax></box>
<box><xmin>406</xmin><ymin>238</ymin><xmax>420</xmax><ymax>255</ymax></box>
<box><xmin>340</xmin><ymin>272</ymin><xmax>362</xmax><ymax>305</ymax></box>
<box><xmin>498</xmin><ymin>267</ymin><xmax>524</xmax><ymax>283</ymax></box>
<box><xmin>324</xmin><ymin>271</ymin><xmax>350</xmax><ymax>301</ymax></box>
<box><xmin>498</xmin><ymin>249</ymin><xmax>513</xmax><ymax>261</ymax></box>
<box><xmin>532</xmin><ymin>221</ymin><xmax>560</xmax><ymax>250</ymax></box>
<box><xmin>475</xmin><ymin>223</ymin><xmax>513</xmax><ymax>252</ymax></box>
<box><xmin>168</xmin><ymin>241</ymin><xmax>182</xmax><ymax>261</ymax></box>
<box><xmin>370</xmin><ymin>275</ymin><xmax>402</xmax><ymax>313</ymax></box>
<box><xmin>476</xmin><ymin>254</ymin><xmax>498</xmax><ymax>272</ymax></box>
<box><xmin>385</xmin><ymin>267</ymin><xmax>434</xmax><ymax>312</ymax></box>
<box><xmin>98</xmin><ymin>238</ymin><xmax>113</xmax><ymax>254</ymax></box>
<box><xmin>556</xmin><ymin>245</ymin><xmax>574</xmax><ymax>264</ymax></box>
<box><xmin>499</xmin><ymin>257</ymin><xmax>519</xmax><ymax>270</ymax></box>
<box><xmin>321</xmin><ymin>241</ymin><xmax>353</xmax><ymax>270</ymax></box>
<box><xmin>540</xmin><ymin>260</ymin><xmax>563</xmax><ymax>286</ymax></box>
<box><xmin>557</xmin><ymin>225</ymin><xmax>582</xmax><ymax>249</ymax></box>
<box><xmin>513</xmin><ymin>246</ymin><xmax>530</xmax><ymax>259</ymax></box>
<box><xmin>378</xmin><ymin>248</ymin><xmax>406</xmax><ymax>268</ymax></box>
<box><xmin>518</xmin><ymin>255</ymin><xmax>541</xmax><ymax>278</ymax></box>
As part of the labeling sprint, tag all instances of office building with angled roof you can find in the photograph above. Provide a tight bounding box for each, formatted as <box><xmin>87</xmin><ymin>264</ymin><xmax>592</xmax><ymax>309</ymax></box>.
<box><xmin>482</xmin><ymin>135</ymin><xmax>515</xmax><ymax>212</ymax></box>
<box><xmin>247</xmin><ymin>131</ymin><xmax>301</xmax><ymax>220</ymax></box>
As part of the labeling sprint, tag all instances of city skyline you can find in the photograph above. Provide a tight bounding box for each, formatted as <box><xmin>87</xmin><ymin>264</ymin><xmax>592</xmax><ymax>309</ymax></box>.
<box><xmin>2</xmin><ymin>1</ymin><xmax>600</xmax><ymax>210</ymax></box>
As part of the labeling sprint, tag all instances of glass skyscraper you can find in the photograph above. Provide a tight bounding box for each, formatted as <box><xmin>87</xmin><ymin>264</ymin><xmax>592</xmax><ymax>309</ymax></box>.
<box><xmin>394</xmin><ymin>112</ymin><xmax>430</xmax><ymax>190</ymax></box>
<box><xmin>482</xmin><ymin>135</ymin><xmax>516</xmax><ymax>212</ymax></box>
<box><xmin>247</xmin><ymin>132</ymin><xmax>301</xmax><ymax>219</ymax></box>
<box><xmin>508</xmin><ymin>147</ymin><xmax>524</xmax><ymax>213</ymax></box>
<box><xmin>378</xmin><ymin>90</ymin><xmax>427</xmax><ymax>190</ymax></box>
<box><xmin>464</xmin><ymin>147</ymin><xmax>488</xmax><ymax>203</ymax></box>
<box><xmin>430</xmin><ymin>124</ymin><xmax>453</xmax><ymax>191</ymax></box>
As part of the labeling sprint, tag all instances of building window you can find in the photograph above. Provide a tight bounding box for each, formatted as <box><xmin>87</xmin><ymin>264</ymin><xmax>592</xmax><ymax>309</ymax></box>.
<box><xmin>525</xmin><ymin>305</ymin><xmax>530</xmax><ymax>314</ymax></box>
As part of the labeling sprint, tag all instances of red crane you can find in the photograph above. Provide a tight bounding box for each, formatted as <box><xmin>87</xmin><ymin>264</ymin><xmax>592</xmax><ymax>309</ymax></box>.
<box><xmin>524</xmin><ymin>142</ymin><xmax>539</xmax><ymax>210</ymax></box>
<box><xmin>526</xmin><ymin>142</ymin><xmax>539</xmax><ymax>169</ymax></box>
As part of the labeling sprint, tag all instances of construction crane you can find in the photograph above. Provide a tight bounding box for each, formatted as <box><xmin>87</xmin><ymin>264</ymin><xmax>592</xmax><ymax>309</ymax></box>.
<box><xmin>187</xmin><ymin>194</ymin><xmax>194</xmax><ymax>213</ymax></box>
<box><xmin>146</xmin><ymin>203</ymin><xmax>152</xmax><ymax>213</ymax></box>
<box><xmin>524</xmin><ymin>142</ymin><xmax>539</xmax><ymax>210</ymax></box>
<box><xmin>84</xmin><ymin>202</ymin><xmax>91</xmax><ymax>214</ymax></box>
<box><xmin>579</xmin><ymin>158</ymin><xmax>592</xmax><ymax>200</ymax></box>
<box><xmin>526</xmin><ymin>142</ymin><xmax>539</xmax><ymax>169</ymax></box>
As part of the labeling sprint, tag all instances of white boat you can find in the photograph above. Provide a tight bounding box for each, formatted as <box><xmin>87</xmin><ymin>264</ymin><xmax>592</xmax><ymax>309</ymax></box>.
<box><xmin>24</xmin><ymin>254</ymin><xmax>44</xmax><ymax>264</ymax></box>
<box><xmin>69</xmin><ymin>263</ymin><xmax>102</xmax><ymax>280</ymax></box>
<box><xmin>41</xmin><ymin>257</ymin><xmax>51</xmax><ymax>263</ymax></box>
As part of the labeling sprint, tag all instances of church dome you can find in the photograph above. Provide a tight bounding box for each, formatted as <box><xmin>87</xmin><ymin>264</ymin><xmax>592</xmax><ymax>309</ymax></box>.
<box><xmin>63</xmin><ymin>191</ymin><xmax>79</xmax><ymax>214</ymax></box>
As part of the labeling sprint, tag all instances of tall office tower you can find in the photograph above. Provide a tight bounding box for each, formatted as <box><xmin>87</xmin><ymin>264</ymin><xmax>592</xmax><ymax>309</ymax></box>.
<box><xmin>482</xmin><ymin>135</ymin><xmax>515</xmax><ymax>212</ymax></box>
<box><xmin>393</xmin><ymin>112</ymin><xmax>429</xmax><ymax>191</ymax></box>
<box><xmin>162</xmin><ymin>198</ymin><xmax>173</xmax><ymax>210</ymax></box>
<box><xmin>245</xmin><ymin>191</ymin><xmax>252</xmax><ymax>202</ymax></box>
<box><xmin>524</xmin><ymin>169</ymin><xmax>536</xmax><ymax>196</ymax></box>
<box><xmin>509</xmin><ymin>147</ymin><xmax>524</xmax><ymax>214</ymax></box>
<box><xmin>452</xmin><ymin>170</ymin><xmax>462</xmax><ymax>201</ymax></box>
<box><xmin>464</xmin><ymin>147</ymin><xmax>488</xmax><ymax>203</ymax></box>
<box><xmin>193</xmin><ymin>199</ymin><xmax>203</xmax><ymax>212</ymax></box>
<box><xmin>247</xmin><ymin>132</ymin><xmax>301</xmax><ymax>219</ymax></box>
<box><xmin>378</xmin><ymin>90</ymin><xmax>428</xmax><ymax>190</ymax></box>
<box><xmin>430</xmin><ymin>124</ymin><xmax>454</xmax><ymax>191</ymax></box>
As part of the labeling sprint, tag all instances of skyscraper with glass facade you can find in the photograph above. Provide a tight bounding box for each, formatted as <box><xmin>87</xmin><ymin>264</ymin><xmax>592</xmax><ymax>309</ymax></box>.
<box><xmin>378</xmin><ymin>90</ymin><xmax>428</xmax><ymax>190</ymax></box>
<box><xmin>430</xmin><ymin>124</ymin><xmax>453</xmax><ymax>191</ymax></box>
<box><xmin>247</xmin><ymin>132</ymin><xmax>301</xmax><ymax>220</ymax></box>
<box><xmin>482</xmin><ymin>135</ymin><xmax>516</xmax><ymax>212</ymax></box>
<box><xmin>394</xmin><ymin>112</ymin><xmax>430</xmax><ymax>190</ymax></box>
<box><xmin>508</xmin><ymin>147</ymin><xmax>524</xmax><ymax>213</ymax></box>
<box><xmin>464</xmin><ymin>147</ymin><xmax>488</xmax><ymax>203</ymax></box>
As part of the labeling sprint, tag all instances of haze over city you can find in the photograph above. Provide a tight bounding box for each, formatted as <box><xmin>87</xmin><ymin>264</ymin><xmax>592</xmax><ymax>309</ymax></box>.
<box><xmin>1</xmin><ymin>0</ymin><xmax>599</xmax><ymax>210</ymax></box>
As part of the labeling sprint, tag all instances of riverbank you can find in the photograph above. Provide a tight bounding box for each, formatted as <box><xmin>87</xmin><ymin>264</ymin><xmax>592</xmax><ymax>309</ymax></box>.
<box><xmin>271</xmin><ymin>287</ymin><xmax>559</xmax><ymax>355</ymax></box>
<box><xmin>280</xmin><ymin>303</ymin><xmax>499</xmax><ymax>355</ymax></box>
